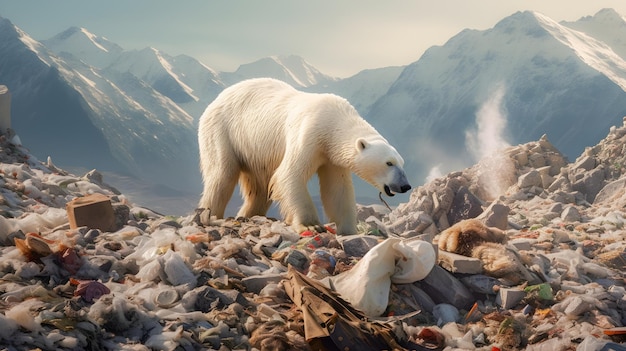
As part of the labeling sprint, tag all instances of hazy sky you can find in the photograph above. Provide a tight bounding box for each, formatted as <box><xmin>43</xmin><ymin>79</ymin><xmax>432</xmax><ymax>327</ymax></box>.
<box><xmin>3</xmin><ymin>1</ymin><xmax>626</xmax><ymax>77</ymax></box>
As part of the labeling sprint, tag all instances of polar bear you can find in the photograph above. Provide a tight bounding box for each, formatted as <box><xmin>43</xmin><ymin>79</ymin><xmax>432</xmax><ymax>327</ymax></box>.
<box><xmin>198</xmin><ymin>78</ymin><xmax>411</xmax><ymax>235</ymax></box>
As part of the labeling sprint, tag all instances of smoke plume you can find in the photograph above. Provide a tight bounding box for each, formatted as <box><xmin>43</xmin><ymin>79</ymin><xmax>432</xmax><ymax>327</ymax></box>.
<box><xmin>465</xmin><ymin>84</ymin><xmax>510</xmax><ymax>161</ymax></box>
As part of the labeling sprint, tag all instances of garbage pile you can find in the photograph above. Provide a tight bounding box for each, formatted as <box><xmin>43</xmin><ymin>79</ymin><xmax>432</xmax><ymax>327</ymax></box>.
<box><xmin>1</xmin><ymin>118</ymin><xmax>626</xmax><ymax>350</ymax></box>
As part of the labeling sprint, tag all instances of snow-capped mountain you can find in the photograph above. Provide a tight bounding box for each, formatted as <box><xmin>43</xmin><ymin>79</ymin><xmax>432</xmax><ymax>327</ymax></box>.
<box><xmin>3</xmin><ymin>9</ymin><xmax>626</xmax><ymax>215</ymax></box>
<box><xmin>107</xmin><ymin>48</ymin><xmax>224</xmax><ymax>118</ymax></box>
<box><xmin>563</xmin><ymin>8</ymin><xmax>626</xmax><ymax>61</ymax></box>
<box><xmin>305</xmin><ymin>66</ymin><xmax>403</xmax><ymax>115</ymax></box>
<box><xmin>367</xmin><ymin>9</ymin><xmax>626</xmax><ymax>185</ymax></box>
<box><xmin>0</xmin><ymin>20</ymin><xmax>351</xmax><ymax>215</ymax></box>
<box><xmin>0</xmin><ymin>17</ymin><xmax>201</xmax><ymax>201</ymax></box>
<box><xmin>42</xmin><ymin>27</ymin><xmax>225</xmax><ymax>120</ymax></box>
<box><xmin>221</xmin><ymin>55</ymin><xmax>338</xmax><ymax>88</ymax></box>
<box><xmin>41</xmin><ymin>28</ymin><xmax>336</xmax><ymax>120</ymax></box>
<box><xmin>42</xmin><ymin>26</ymin><xmax>123</xmax><ymax>69</ymax></box>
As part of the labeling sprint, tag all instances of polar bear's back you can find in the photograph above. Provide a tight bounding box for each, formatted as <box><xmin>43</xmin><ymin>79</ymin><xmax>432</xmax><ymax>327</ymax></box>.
<box><xmin>198</xmin><ymin>78</ymin><xmax>376</xmax><ymax>176</ymax></box>
<box><xmin>198</xmin><ymin>79</ymin><xmax>292</xmax><ymax>163</ymax></box>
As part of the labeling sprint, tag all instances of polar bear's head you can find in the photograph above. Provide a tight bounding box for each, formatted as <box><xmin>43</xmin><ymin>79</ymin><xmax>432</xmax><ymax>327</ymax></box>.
<box><xmin>354</xmin><ymin>138</ymin><xmax>411</xmax><ymax>196</ymax></box>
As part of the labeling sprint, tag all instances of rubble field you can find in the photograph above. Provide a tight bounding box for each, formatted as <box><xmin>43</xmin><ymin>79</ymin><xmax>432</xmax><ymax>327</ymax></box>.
<box><xmin>2</xmin><ymin>119</ymin><xmax>626</xmax><ymax>351</ymax></box>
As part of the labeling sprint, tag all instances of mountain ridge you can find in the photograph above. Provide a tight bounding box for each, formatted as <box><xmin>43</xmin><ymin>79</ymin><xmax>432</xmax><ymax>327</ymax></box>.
<box><xmin>2</xmin><ymin>9</ymin><xmax>626</xmax><ymax>214</ymax></box>
<box><xmin>366</xmin><ymin>8</ymin><xmax>626</xmax><ymax>186</ymax></box>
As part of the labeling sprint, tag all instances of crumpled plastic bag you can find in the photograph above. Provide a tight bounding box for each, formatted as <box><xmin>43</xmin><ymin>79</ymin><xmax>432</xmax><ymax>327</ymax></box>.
<box><xmin>322</xmin><ymin>237</ymin><xmax>436</xmax><ymax>316</ymax></box>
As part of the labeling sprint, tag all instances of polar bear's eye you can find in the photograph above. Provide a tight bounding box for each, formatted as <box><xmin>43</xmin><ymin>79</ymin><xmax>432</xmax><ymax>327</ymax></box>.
<box><xmin>386</xmin><ymin>161</ymin><xmax>393</xmax><ymax>167</ymax></box>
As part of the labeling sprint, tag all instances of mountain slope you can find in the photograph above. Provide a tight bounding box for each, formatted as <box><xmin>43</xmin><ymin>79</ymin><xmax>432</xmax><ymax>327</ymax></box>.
<box><xmin>44</xmin><ymin>29</ymin><xmax>225</xmax><ymax>120</ymax></box>
<box><xmin>367</xmin><ymin>10</ymin><xmax>626</xmax><ymax>185</ymax></box>
<box><xmin>0</xmin><ymin>18</ymin><xmax>121</xmax><ymax>171</ymax></box>
<box><xmin>221</xmin><ymin>55</ymin><xmax>338</xmax><ymax>88</ymax></box>
<box><xmin>306</xmin><ymin>66</ymin><xmax>404</xmax><ymax>115</ymax></box>
<box><xmin>563</xmin><ymin>8</ymin><xmax>626</xmax><ymax>61</ymax></box>
<box><xmin>42</xmin><ymin>26</ymin><xmax>123</xmax><ymax>69</ymax></box>
<box><xmin>0</xmin><ymin>17</ymin><xmax>200</xmax><ymax>196</ymax></box>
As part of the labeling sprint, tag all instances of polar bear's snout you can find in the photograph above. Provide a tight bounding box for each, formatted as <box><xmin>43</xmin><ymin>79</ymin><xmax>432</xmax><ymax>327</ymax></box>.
<box><xmin>384</xmin><ymin>167</ymin><xmax>411</xmax><ymax>196</ymax></box>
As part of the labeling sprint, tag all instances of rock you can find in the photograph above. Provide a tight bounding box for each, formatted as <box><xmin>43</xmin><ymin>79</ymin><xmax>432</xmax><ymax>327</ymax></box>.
<box><xmin>364</xmin><ymin>215</ymin><xmax>388</xmax><ymax>237</ymax></box>
<box><xmin>356</xmin><ymin>204</ymin><xmax>390</xmax><ymax>222</ymax></box>
<box><xmin>518</xmin><ymin>169</ymin><xmax>543</xmax><ymax>189</ymax></box>
<box><xmin>447</xmin><ymin>186</ymin><xmax>484</xmax><ymax>225</ymax></box>
<box><xmin>572</xmin><ymin>155</ymin><xmax>596</xmax><ymax>172</ymax></box>
<box><xmin>594</xmin><ymin>177</ymin><xmax>626</xmax><ymax>204</ymax></box>
<box><xmin>528</xmin><ymin>152</ymin><xmax>546</xmax><ymax>168</ymax></box>
<box><xmin>338</xmin><ymin>234</ymin><xmax>380</xmax><ymax>257</ymax></box>
<box><xmin>460</xmin><ymin>275</ymin><xmax>500</xmax><ymax>295</ymax></box>
<box><xmin>572</xmin><ymin>167</ymin><xmax>606</xmax><ymax>203</ymax></box>
<box><xmin>386</xmin><ymin>210</ymin><xmax>433</xmax><ymax>235</ymax></box>
<box><xmin>285</xmin><ymin>250</ymin><xmax>309</xmax><ymax>271</ymax></box>
<box><xmin>476</xmin><ymin>201</ymin><xmax>510</xmax><ymax>230</ymax></box>
<box><xmin>561</xmin><ymin>206</ymin><xmax>581</xmax><ymax>222</ymax></box>
<box><xmin>508</xmin><ymin>238</ymin><xmax>534</xmax><ymax>251</ymax></box>
<box><xmin>495</xmin><ymin>287</ymin><xmax>526</xmax><ymax>309</ymax></box>
<box><xmin>418</xmin><ymin>265</ymin><xmax>474</xmax><ymax>310</ymax></box>
<box><xmin>242</xmin><ymin>273</ymin><xmax>285</xmax><ymax>294</ymax></box>
<box><xmin>437</xmin><ymin>250</ymin><xmax>482</xmax><ymax>274</ymax></box>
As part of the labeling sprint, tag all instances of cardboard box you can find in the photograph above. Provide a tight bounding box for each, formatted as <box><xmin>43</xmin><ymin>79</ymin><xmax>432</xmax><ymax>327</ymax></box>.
<box><xmin>66</xmin><ymin>193</ymin><xmax>115</xmax><ymax>231</ymax></box>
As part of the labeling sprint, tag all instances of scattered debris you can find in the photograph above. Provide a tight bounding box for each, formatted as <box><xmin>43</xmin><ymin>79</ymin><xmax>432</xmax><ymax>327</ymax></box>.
<box><xmin>2</xmin><ymin>119</ymin><xmax>626</xmax><ymax>350</ymax></box>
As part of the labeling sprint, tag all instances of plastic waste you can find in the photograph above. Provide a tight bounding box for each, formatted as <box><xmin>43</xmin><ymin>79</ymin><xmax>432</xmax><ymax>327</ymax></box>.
<box><xmin>322</xmin><ymin>237</ymin><xmax>436</xmax><ymax>316</ymax></box>
<box><xmin>433</xmin><ymin>303</ymin><xmax>460</xmax><ymax>326</ymax></box>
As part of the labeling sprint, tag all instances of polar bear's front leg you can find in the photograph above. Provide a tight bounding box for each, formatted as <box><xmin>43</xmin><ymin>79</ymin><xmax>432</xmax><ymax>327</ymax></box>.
<box><xmin>269</xmin><ymin>156</ymin><xmax>321</xmax><ymax>232</ymax></box>
<box><xmin>318</xmin><ymin>164</ymin><xmax>357</xmax><ymax>235</ymax></box>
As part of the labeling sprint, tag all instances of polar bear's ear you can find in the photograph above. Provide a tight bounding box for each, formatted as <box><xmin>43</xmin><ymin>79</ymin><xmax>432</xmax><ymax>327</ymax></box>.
<box><xmin>356</xmin><ymin>138</ymin><xmax>369</xmax><ymax>151</ymax></box>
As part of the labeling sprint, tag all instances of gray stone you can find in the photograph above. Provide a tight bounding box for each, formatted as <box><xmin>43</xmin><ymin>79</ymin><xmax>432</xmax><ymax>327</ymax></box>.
<box><xmin>548</xmin><ymin>202</ymin><xmax>563</xmax><ymax>213</ymax></box>
<box><xmin>417</xmin><ymin>265</ymin><xmax>474</xmax><ymax>310</ymax></box>
<box><xmin>364</xmin><ymin>216</ymin><xmax>388</xmax><ymax>237</ymax></box>
<box><xmin>433</xmin><ymin>187</ymin><xmax>455</xmax><ymax>216</ymax></box>
<box><xmin>513</xmin><ymin>151</ymin><xmax>528</xmax><ymax>167</ymax></box>
<box><xmin>545</xmin><ymin>152</ymin><xmax>567</xmax><ymax>176</ymax></box>
<box><xmin>572</xmin><ymin>168</ymin><xmax>606</xmax><ymax>203</ymax></box>
<box><xmin>561</xmin><ymin>206</ymin><xmax>581</xmax><ymax>222</ymax></box>
<box><xmin>573</xmin><ymin>155</ymin><xmax>596</xmax><ymax>172</ymax></box>
<box><xmin>437</xmin><ymin>250</ymin><xmax>482</xmax><ymax>274</ymax></box>
<box><xmin>387</xmin><ymin>211</ymin><xmax>433</xmax><ymax>234</ymax></box>
<box><xmin>594</xmin><ymin>177</ymin><xmax>626</xmax><ymax>204</ymax></box>
<box><xmin>339</xmin><ymin>235</ymin><xmax>380</xmax><ymax>257</ymax></box>
<box><xmin>495</xmin><ymin>287</ymin><xmax>526</xmax><ymax>309</ymax></box>
<box><xmin>528</xmin><ymin>153</ymin><xmax>546</xmax><ymax>168</ymax></box>
<box><xmin>547</xmin><ymin>175</ymin><xmax>571</xmax><ymax>193</ymax></box>
<box><xmin>447</xmin><ymin>186</ymin><xmax>483</xmax><ymax>225</ymax></box>
<box><xmin>242</xmin><ymin>273</ymin><xmax>285</xmax><ymax>294</ymax></box>
<box><xmin>518</xmin><ymin>169</ymin><xmax>542</xmax><ymax>189</ymax></box>
<box><xmin>460</xmin><ymin>275</ymin><xmax>501</xmax><ymax>295</ymax></box>
<box><xmin>476</xmin><ymin>201</ymin><xmax>510</xmax><ymax>230</ymax></box>
<box><xmin>509</xmin><ymin>238</ymin><xmax>534</xmax><ymax>251</ymax></box>
<box><xmin>356</xmin><ymin>204</ymin><xmax>389</xmax><ymax>222</ymax></box>
<box><xmin>549</xmin><ymin>191</ymin><xmax>576</xmax><ymax>204</ymax></box>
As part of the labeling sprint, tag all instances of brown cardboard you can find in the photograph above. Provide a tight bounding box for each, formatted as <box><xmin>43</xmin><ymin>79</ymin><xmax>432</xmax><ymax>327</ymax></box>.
<box><xmin>66</xmin><ymin>193</ymin><xmax>115</xmax><ymax>231</ymax></box>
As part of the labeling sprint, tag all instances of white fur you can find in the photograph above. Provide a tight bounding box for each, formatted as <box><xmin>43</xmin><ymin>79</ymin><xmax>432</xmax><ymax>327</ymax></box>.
<box><xmin>198</xmin><ymin>78</ymin><xmax>408</xmax><ymax>234</ymax></box>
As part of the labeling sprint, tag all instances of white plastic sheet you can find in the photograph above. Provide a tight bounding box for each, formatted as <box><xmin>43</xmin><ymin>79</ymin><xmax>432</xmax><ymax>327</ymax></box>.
<box><xmin>323</xmin><ymin>237</ymin><xmax>436</xmax><ymax>316</ymax></box>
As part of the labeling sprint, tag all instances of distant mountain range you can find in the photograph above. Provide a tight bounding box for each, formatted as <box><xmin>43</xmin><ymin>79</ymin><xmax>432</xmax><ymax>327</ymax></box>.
<box><xmin>1</xmin><ymin>8</ymin><xmax>625</xmax><ymax>215</ymax></box>
<box><xmin>368</xmin><ymin>8</ymin><xmax>626</xmax><ymax>181</ymax></box>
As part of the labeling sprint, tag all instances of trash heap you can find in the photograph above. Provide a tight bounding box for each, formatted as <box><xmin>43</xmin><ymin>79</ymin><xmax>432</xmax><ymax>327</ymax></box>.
<box><xmin>1</xmin><ymin>118</ymin><xmax>626</xmax><ymax>351</ymax></box>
